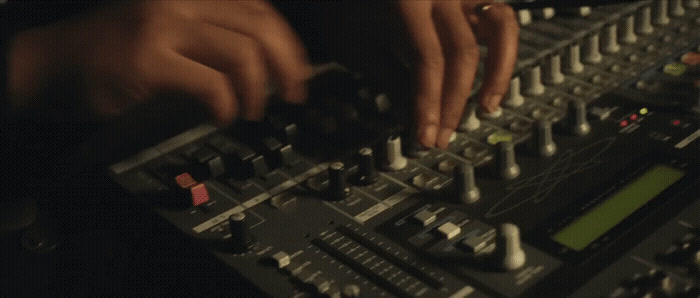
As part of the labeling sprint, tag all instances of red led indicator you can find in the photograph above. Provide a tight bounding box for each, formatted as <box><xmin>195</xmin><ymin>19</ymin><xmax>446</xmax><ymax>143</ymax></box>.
<box><xmin>620</xmin><ymin>120</ymin><xmax>629</xmax><ymax>127</ymax></box>
<box><xmin>629</xmin><ymin>114</ymin><xmax>638</xmax><ymax>121</ymax></box>
<box><xmin>672</xmin><ymin>119</ymin><xmax>681</xmax><ymax>126</ymax></box>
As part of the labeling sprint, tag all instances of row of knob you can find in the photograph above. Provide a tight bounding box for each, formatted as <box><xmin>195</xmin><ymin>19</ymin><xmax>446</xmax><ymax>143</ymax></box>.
<box><xmin>322</xmin><ymin>99</ymin><xmax>591</xmax><ymax>205</ymax></box>
<box><xmin>510</xmin><ymin>0</ymin><xmax>699</xmax><ymax>108</ymax></box>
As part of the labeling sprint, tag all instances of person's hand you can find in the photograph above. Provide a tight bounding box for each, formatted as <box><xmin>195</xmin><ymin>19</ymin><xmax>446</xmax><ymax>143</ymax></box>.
<box><xmin>7</xmin><ymin>1</ymin><xmax>311</xmax><ymax>125</ymax></box>
<box><xmin>397</xmin><ymin>1</ymin><xmax>519</xmax><ymax>148</ymax></box>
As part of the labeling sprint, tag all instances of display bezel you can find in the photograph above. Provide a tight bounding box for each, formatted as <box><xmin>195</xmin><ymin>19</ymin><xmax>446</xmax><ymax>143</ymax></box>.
<box><xmin>530</xmin><ymin>157</ymin><xmax>698</xmax><ymax>263</ymax></box>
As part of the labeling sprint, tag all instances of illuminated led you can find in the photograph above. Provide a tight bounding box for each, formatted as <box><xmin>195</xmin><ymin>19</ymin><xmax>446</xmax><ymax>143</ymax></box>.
<box><xmin>620</xmin><ymin>120</ymin><xmax>629</xmax><ymax>127</ymax></box>
<box><xmin>630</xmin><ymin>114</ymin><xmax>638</xmax><ymax>121</ymax></box>
<box><xmin>639</xmin><ymin>108</ymin><xmax>648</xmax><ymax>115</ymax></box>
<box><xmin>672</xmin><ymin>119</ymin><xmax>681</xmax><ymax>126</ymax></box>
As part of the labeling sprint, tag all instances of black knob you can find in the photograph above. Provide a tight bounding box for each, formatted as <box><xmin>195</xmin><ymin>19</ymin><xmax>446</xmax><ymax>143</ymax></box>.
<box><xmin>328</xmin><ymin>162</ymin><xmax>351</xmax><ymax>200</ymax></box>
<box><xmin>530</xmin><ymin>120</ymin><xmax>557</xmax><ymax>157</ymax></box>
<box><xmin>562</xmin><ymin>100</ymin><xmax>591</xmax><ymax>136</ymax></box>
<box><xmin>454</xmin><ymin>162</ymin><xmax>480</xmax><ymax>203</ymax></box>
<box><xmin>493</xmin><ymin>141</ymin><xmax>520</xmax><ymax>180</ymax></box>
<box><xmin>229</xmin><ymin>212</ymin><xmax>252</xmax><ymax>253</ymax></box>
<box><xmin>353</xmin><ymin>148</ymin><xmax>379</xmax><ymax>185</ymax></box>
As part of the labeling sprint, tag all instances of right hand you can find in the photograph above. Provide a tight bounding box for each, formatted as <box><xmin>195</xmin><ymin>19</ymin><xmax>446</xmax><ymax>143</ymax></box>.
<box><xmin>8</xmin><ymin>1</ymin><xmax>311</xmax><ymax>125</ymax></box>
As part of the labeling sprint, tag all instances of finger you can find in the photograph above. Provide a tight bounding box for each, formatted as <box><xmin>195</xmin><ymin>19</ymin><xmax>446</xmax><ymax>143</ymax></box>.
<box><xmin>433</xmin><ymin>2</ymin><xmax>480</xmax><ymax>149</ymax></box>
<box><xmin>397</xmin><ymin>2</ymin><xmax>444</xmax><ymax>148</ymax></box>
<box><xmin>179</xmin><ymin>22</ymin><xmax>268</xmax><ymax>121</ymax></box>
<box><xmin>469</xmin><ymin>3</ymin><xmax>519</xmax><ymax>111</ymax></box>
<box><xmin>193</xmin><ymin>1</ymin><xmax>311</xmax><ymax>103</ymax></box>
<box><xmin>149</xmin><ymin>50</ymin><xmax>237</xmax><ymax>126</ymax></box>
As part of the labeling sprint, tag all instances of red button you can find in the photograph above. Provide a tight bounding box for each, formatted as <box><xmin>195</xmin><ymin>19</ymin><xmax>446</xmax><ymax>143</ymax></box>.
<box><xmin>620</xmin><ymin>120</ymin><xmax>629</xmax><ymax>127</ymax></box>
<box><xmin>190</xmin><ymin>183</ymin><xmax>210</xmax><ymax>207</ymax></box>
<box><xmin>175</xmin><ymin>172</ymin><xmax>198</xmax><ymax>189</ymax></box>
<box><xmin>630</xmin><ymin>114</ymin><xmax>638</xmax><ymax>121</ymax></box>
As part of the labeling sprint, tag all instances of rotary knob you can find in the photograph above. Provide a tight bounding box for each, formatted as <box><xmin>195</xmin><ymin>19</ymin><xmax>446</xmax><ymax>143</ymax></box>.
<box><xmin>561</xmin><ymin>100</ymin><xmax>591</xmax><ymax>136</ymax></box>
<box><xmin>530</xmin><ymin>120</ymin><xmax>557</xmax><ymax>157</ymax></box>
<box><xmin>353</xmin><ymin>148</ymin><xmax>379</xmax><ymax>185</ymax></box>
<box><xmin>636</xmin><ymin>6</ymin><xmax>654</xmax><ymax>35</ymax></box>
<box><xmin>229</xmin><ymin>212</ymin><xmax>253</xmax><ymax>253</ymax></box>
<box><xmin>504</xmin><ymin>77</ymin><xmax>526</xmax><ymax>106</ymax></box>
<box><xmin>653</xmin><ymin>0</ymin><xmax>670</xmax><ymax>26</ymax></box>
<box><xmin>544</xmin><ymin>55</ymin><xmax>565</xmax><ymax>85</ymax></box>
<box><xmin>328</xmin><ymin>162</ymin><xmax>351</xmax><ymax>200</ymax></box>
<box><xmin>583</xmin><ymin>34</ymin><xmax>603</xmax><ymax>64</ymax></box>
<box><xmin>493</xmin><ymin>223</ymin><xmax>526</xmax><ymax>271</ymax></box>
<box><xmin>492</xmin><ymin>141</ymin><xmax>520</xmax><ymax>180</ymax></box>
<box><xmin>385</xmin><ymin>136</ymin><xmax>408</xmax><ymax>171</ymax></box>
<box><xmin>454</xmin><ymin>162</ymin><xmax>480</xmax><ymax>204</ymax></box>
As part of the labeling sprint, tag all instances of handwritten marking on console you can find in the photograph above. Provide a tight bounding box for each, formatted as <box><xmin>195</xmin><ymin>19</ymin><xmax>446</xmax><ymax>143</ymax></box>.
<box><xmin>486</xmin><ymin>137</ymin><xmax>617</xmax><ymax>218</ymax></box>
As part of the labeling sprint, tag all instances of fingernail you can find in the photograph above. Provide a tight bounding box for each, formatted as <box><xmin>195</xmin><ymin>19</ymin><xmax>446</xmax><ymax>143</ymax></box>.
<box><xmin>419</xmin><ymin>124</ymin><xmax>439</xmax><ymax>148</ymax></box>
<box><xmin>437</xmin><ymin>128</ymin><xmax>454</xmax><ymax>149</ymax></box>
<box><xmin>483</xmin><ymin>94</ymin><xmax>503</xmax><ymax>112</ymax></box>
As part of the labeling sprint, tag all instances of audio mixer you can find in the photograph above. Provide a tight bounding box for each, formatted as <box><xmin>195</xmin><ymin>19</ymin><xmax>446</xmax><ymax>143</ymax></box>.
<box><xmin>110</xmin><ymin>1</ymin><xmax>700</xmax><ymax>297</ymax></box>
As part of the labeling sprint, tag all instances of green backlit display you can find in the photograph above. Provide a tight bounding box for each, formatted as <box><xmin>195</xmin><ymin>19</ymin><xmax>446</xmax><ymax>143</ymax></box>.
<box><xmin>552</xmin><ymin>165</ymin><xmax>685</xmax><ymax>251</ymax></box>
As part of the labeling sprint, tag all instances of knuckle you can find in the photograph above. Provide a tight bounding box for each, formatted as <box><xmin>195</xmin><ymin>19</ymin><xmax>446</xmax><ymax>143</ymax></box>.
<box><xmin>486</xmin><ymin>3</ymin><xmax>518</xmax><ymax>26</ymax></box>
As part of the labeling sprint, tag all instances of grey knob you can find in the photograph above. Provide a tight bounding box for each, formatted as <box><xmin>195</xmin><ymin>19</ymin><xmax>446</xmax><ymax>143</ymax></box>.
<box><xmin>385</xmin><ymin>136</ymin><xmax>408</xmax><ymax>171</ymax></box>
<box><xmin>328</xmin><ymin>162</ymin><xmax>351</xmax><ymax>200</ymax></box>
<box><xmin>531</xmin><ymin>120</ymin><xmax>557</xmax><ymax>157</ymax></box>
<box><xmin>602</xmin><ymin>24</ymin><xmax>621</xmax><ymax>54</ymax></box>
<box><xmin>687</xmin><ymin>0</ymin><xmax>699</xmax><ymax>8</ymax></box>
<box><xmin>636</xmin><ymin>6</ymin><xmax>655</xmax><ymax>35</ymax></box>
<box><xmin>460</xmin><ymin>104</ymin><xmax>481</xmax><ymax>132</ymax></box>
<box><xmin>620</xmin><ymin>15</ymin><xmax>638</xmax><ymax>44</ymax></box>
<box><xmin>229</xmin><ymin>212</ymin><xmax>252</xmax><ymax>253</ymax></box>
<box><xmin>653</xmin><ymin>0</ymin><xmax>670</xmax><ymax>25</ymax></box>
<box><xmin>454</xmin><ymin>162</ymin><xmax>480</xmax><ymax>204</ymax></box>
<box><xmin>544</xmin><ymin>55</ymin><xmax>565</xmax><ymax>84</ymax></box>
<box><xmin>525</xmin><ymin>66</ymin><xmax>545</xmax><ymax>96</ymax></box>
<box><xmin>563</xmin><ymin>100</ymin><xmax>591</xmax><ymax>136</ymax></box>
<box><xmin>564</xmin><ymin>44</ymin><xmax>584</xmax><ymax>74</ymax></box>
<box><xmin>354</xmin><ymin>148</ymin><xmax>378</xmax><ymax>185</ymax></box>
<box><xmin>493</xmin><ymin>141</ymin><xmax>520</xmax><ymax>180</ymax></box>
<box><xmin>504</xmin><ymin>77</ymin><xmax>526</xmax><ymax>106</ymax></box>
<box><xmin>583</xmin><ymin>34</ymin><xmax>603</xmax><ymax>64</ymax></box>
<box><xmin>495</xmin><ymin>223</ymin><xmax>526</xmax><ymax>271</ymax></box>
<box><xmin>671</xmin><ymin>0</ymin><xmax>685</xmax><ymax>16</ymax></box>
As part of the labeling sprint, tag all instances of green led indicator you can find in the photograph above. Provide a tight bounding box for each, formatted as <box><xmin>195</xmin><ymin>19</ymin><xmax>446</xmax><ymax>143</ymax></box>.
<box><xmin>639</xmin><ymin>108</ymin><xmax>648</xmax><ymax>115</ymax></box>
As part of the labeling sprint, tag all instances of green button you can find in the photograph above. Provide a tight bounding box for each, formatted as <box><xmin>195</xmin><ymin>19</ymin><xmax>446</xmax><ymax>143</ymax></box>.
<box><xmin>487</xmin><ymin>131</ymin><xmax>513</xmax><ymax>145</ymax></box>
<box><xmin>663</xmin><ymin>62</ymin><xmax>687</xmax><ymax>76</ymax></box>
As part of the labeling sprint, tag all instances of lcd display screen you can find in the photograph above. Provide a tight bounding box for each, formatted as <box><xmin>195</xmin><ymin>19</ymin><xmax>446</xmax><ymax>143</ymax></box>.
<box><xmin>552</xmin><ymin>165</ymin><xmax>685</xmax><ymax>251</ymax></box>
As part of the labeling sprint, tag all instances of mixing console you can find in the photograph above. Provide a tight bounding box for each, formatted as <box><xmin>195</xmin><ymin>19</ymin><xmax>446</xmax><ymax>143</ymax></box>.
<box><xmin>111</xmin><ymin>1</ymin><xmax>700</xmax><ymax>296</ymax></box>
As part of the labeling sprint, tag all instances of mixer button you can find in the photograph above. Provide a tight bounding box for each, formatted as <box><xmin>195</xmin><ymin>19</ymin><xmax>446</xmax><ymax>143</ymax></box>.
<box><xmin>602</xmin><ymin>24</ymin><xmax>621</xmax><ymax>54</ymax></box>
<box><xmin>492</xmin><ymin>141</ymin><xmax>520</xmax><ymax>180</ymax></box>
<box><xmin>494</xmin><ymin>223</ymin><xmax>526</xmax><ymax>271</ymax></box>
<box><xmin>353</xmin><ymin>148</ymin><xmax>379</xmax><ymax>185</ymax></box>
<box><xmin>621</xmin><ymin>15</ymin><xmax>638</xmax><ymax>44</ymax></box>
<box><xmin>590</xmin><ymin>74</ymin><xmax>604</xmax><ymax>84</ymax></box>
<box><xmin>437</xmin><ymin>222</ymin><xmax>461</xmax><ymax>240</ymax></box>
<box><xmin>583</xmin><ymin>34</ymin><xmax>603</xmax><ymax>64</ymax></box>
<box><xmin>460</xmin><ymin>104</ymin><xmax>482</xmax><ymax>132</ymax></box>
<box><xmin>438</xmin><ymin>159</ymin><xmax>458</xmax><ymax>174</ymax></box>
<box><xmin>530</xmin><ymin>120</ymin><xmax>557</xmax><ymax>157</ymax></box>
<box><xmin>328</xmin><ymin>162</ymin><xmax>351</xmax><ymax>200</ymax></box>
<box><xmin>229</xmin><ymin>212</ymin><xmax>252</xmax><ymax>253</ymax></box>
<box><xmin>480</xmin><ymin>106</ymin><xmax>503</xmax><ymax>119</ymax></box>
<box><xmin>636</xmin><ymin>6</ymin><xmax>654</xmax><ymax>35</ymax></box>
<box><xmin>627</xmin><ymin>54</ymin><xmax>640</xmax><ymax>62</ymax></box>
<box><xmin>544</xmin><ymin>55</ymin><xmax>566</xmax><ymax>85</ymax></box>
<box><xmin>551</xmin><ymin>97</ymin><xmax>565</xmax><ymax>107</ymax></box>
<box><xmin>175</xmin><ymin>172</ymin><xmax>198</xmax><ymax>189</ymax></box>
<box><xmin>189</xmin><ymin>183</ymin><xmax>211</xmax><ymax>207</ymax></box>
<box><xmin>413</xmin><ymin>210</ymin><xmax>437</xmax><ymax>227</ymax></box>
<box><xmin>609</xmin><ymin>64</ymin><xmax>623</xmax><ymax>73</ymax></box>
<box><xmin>653</xmin><ymin>0</ymin><xmax>671</xmax><ymax>25</ymax></box>
<box><xmin>525</xmin><ymin>66</ymin><xmax>546</xmax><ymax>95</ymax></box>
<box><xmin>671</xmin><ymin>0</ymin><xmax>685</xmax><ymax>16</ymax></box>
<box><xmin>454</xmin><ymin>162</ymin><xmax>480</xmax><ymax>204</ymax></box>
<box><xmin>504</xmin><ymin>77</ymin><xmax>526</xmax><ymax>106</ymax></box>
<box><xmin>460</xmin><ymin>236</ymin><xmax>490</xmax><ymax>254</ymax></box>
<box><xmin>564</xmin><ymin>44</ymin><xmax>585</xmax><ymax>74</ymax></box>
<box><xmin>561</xmin><ymin>100</ymin><xmax>591</xmax><ymax>136</ymax></box>
<box><xmin>271</xmin><ymin>251</ymin><xmax>291</xmax><ymax>269</ymax></box>
<box><xmin>385</xmin><ymin>136</ymin><xmax>408</xmax><ymax>171</ymax></box>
